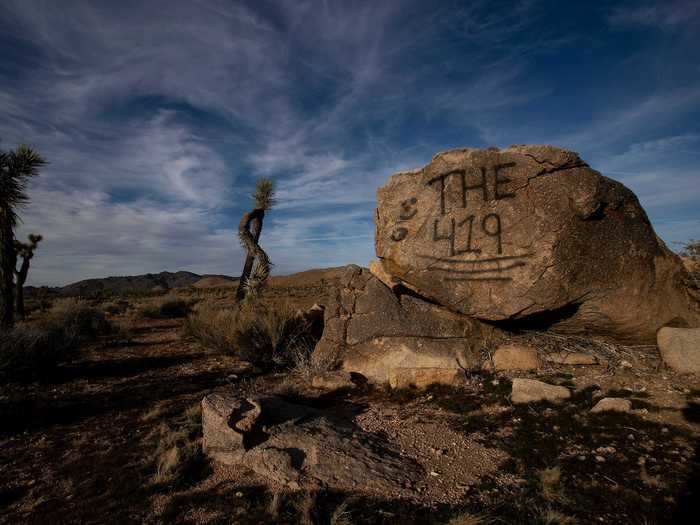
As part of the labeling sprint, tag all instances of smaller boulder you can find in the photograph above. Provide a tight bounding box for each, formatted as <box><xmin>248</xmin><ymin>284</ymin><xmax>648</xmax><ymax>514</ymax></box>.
<box><xmin>657</xmin><ymin>327</ymin><xmax>700</xmax><ymax>374</ymax></box>
<box><xmin>590</xmin><ymin>397</ymin><xmax>632</xmax><ymax>413</ymax></box>
<box><xmin>486</xmin><ymin>344</ymin><xmax>540</xmax><ymax>371</ymax></box>
<box><xmin>311</xmin><ymin>371</ymin><xmax>355</xmax><ymax>391</ymax></box>
<box><xmin>388</xmin><ymin>367</ymin><xmax>466</xmax><ymax>389</ymax></box>
<box><xmin>545</xmin><ymin>352</ymin><xmax>598</xmax><ymax>365</ymax></box>
<box><xmin>511</xmin><ymin>378</ymin><xmax>571</xmax><ymax>404</ymax></box>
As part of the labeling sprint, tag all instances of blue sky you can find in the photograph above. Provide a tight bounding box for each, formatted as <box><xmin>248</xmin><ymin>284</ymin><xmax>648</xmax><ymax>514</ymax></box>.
<box><xmin>1</xmin><ymin>0</ymin><xmax>699</xmax><ymax>286</ymax></box>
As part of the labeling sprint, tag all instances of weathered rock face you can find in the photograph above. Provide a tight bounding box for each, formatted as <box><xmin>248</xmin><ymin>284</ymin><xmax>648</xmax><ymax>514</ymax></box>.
<box><xmin>313</xmin><ymin>265</ymin><xmax>487</xmax><ymax>383</ymax></box>
<box><xmin>375</xmin><ymin>145</ymin><xmax>699</xmax><ymax>342</ymax></box>
<box><xmin>657</xmin><ymin>327</ymin><xmax>700</xmax><ymax>374</ymax></box>
<box><xmin>201</xmin><ymin>392</ymin><xmax>422</xmax><ymax>494</ymax></box>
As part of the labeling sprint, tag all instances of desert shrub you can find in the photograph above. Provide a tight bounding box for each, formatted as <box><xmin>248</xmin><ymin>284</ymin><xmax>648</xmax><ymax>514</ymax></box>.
<box><xmin>289</xmin><ymin>341</ymin><xmax>336</xmax><ymax>381</ymax></box>
<box><xmin>183</xmin><ymin>300</ymin><xmax>312</xmax><ymax>368</ymax></box>
<box><xmin>152</xmin><ymin>404</ymin><xmax>207</xmax><ymax>486</ymax></box>
<box><xmin>48</xmin><ymin>298</ymin><xmax>111</xmax><ymax>339</ymax></box>
<box><xmin>0</xmin><ymin>299</ymin><xmax>112</xmax><ymax>381</ymax></box>
<box><xmin>136</xmin><ymin>294</ymin><xmax>190</xmax><ymax>319</ymax></box>
<box><xmin>0</xmin><ymin>323</ymin><xmax>77</xmax><ymax>380</ymax></box>
<box><xmin>102</xmin><ymin>299</ymin><xmax>130</xmax><ymax>315</ymax></box>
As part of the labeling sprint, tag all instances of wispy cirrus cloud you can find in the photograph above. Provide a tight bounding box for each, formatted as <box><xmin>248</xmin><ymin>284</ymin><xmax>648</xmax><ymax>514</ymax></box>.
<box><xmin>1</xmin><ymin>0</ymin><xmax>698</xmax><ymax>285</ymax></box>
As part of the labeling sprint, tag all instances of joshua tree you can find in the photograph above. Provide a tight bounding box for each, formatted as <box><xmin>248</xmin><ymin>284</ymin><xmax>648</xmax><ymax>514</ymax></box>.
<box><xmin>236</xmin><ymin>178</ymin><xmax>275</xmax><ymax>301</ymax></box>
<box><xmin>14</xmin><ymin>234</ymin><xmax>42</xmax><ymax>319</ymax></box>
<box><xmin>0</xmin><ymin>145</ymin><xmax>45</xmax><ymax>328</ymax></box>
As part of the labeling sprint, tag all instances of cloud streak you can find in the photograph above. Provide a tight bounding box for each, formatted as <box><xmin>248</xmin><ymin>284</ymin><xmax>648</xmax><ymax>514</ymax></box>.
<box><xmin>1</xmin><ymin>0</ymin><xmax>698</xmax><ymax>285</ymax></box>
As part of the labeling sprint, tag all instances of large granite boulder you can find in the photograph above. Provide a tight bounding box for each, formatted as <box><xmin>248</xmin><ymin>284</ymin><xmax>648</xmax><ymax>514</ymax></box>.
<box><xmin>313</xmin><ymin>265</ymin><xmax>488</xmax><ymax>383</ymax></box>
<box><xmin>374</xmin><ymin>145</ymin><xmax>699</xmax><ymax>343</ymax></box>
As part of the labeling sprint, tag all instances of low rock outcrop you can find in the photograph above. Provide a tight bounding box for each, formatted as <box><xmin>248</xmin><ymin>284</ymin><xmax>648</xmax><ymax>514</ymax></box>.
<box><xmin>374</xmin><ymin>145</ymin><xmax>699</xmax><ymax>343</ymax></box>
<box><xmin>201</xmin><ymin>392</ymin><xmax>422</xmax><ymax>493</ymax></box>
<box><xmin>313</xmin><ymin>265</ymin><xmax>488</xmax><ymax>383</ymax></box>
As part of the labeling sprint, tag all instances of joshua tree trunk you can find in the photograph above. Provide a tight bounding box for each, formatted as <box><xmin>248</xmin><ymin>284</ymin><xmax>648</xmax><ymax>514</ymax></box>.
<box><xmin>0</xmin><ymin>210</ymin><xmax>16</xmax><ymax>329</ymax></box>
<box><xmin>15</xmin><ymin>256</ymin><xmax>30</xmax><ymax>320</ymax></box>
<box><xmin>235</xmin><ymin>209</ymin><xmax>265</xmax><ymax>301</ymax></box>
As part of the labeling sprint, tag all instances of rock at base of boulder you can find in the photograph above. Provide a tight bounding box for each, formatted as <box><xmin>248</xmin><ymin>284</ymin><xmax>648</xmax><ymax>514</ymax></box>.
<box><xmin>590</xmin><ymin>397</ymin><xmax>632</xmax><ymax>413</ymax></box>
<box><xmin>486</xmin><ymin>343</ymin><xmax>540</xmax><ymax>371</ymax></box>
<box><xmin>388</xmin><ymin>367</ymin><xmax>466</xmax><ymax>389</ymax></box>
<box><xmin>342</xmin><ymin>336</ymin><xmax>478</xmax><ymax>384</ymax></box>
<box><xmin>511</xmin><ymin>378</ymin><xmax>571</xmax><ymax>404</ymax></box>
<box><xmin>657</xmin><ymin>327</ymin><xmax>700</xmax><ymax>374</ymax></box>
<box><xmin>314</xmin><ymin>265</ymin><xmax>486</xmax><ymax>384</ymax></box>
<box><xmin>311</xmin><ymin>371</ymin><xmax>355</xmax><ymax>391</ymax></box>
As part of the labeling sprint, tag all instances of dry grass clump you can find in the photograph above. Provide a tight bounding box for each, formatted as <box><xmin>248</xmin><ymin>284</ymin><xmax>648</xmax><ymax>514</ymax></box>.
<box><xmin>47</xmin><ymin>298</ymin><xmax>111</xmax><ymax>340</ymax></box>
<box><xmin>519</xmin><ymin>330</ymin><xmax>653</xmax><ymax>368</ymax></box>
<box><xmin>102</xmin><ymin>299</ymin><xmax>130</xmax><ymax>315</ymax></box>
<box><xmin>153</xmin><ymin>403</ymin><xmax>207</xmax><ymax>486</ymax></box>
<box><xmin>289</xmin><ymin>342</ymin><xmax>337</xmax><ymax>381</ymax></box>
<box><xmin>182</xmin><ymin>300</ymin><xmax>312</xmax><ymax>368</ymax></box>
<box><xmin>1</xmin><ymin>299</ymin><xmax>111</xmax><ymax>381</ymax></box>
<box><xmin>446</xmin><ymin>512</ymin><xmax>493</xmax><ymax>525</ymax></box>
<box><xmin>136</xmin><ymin>294</ymin><xmax>191</xmax><ymax>319</ymax></box>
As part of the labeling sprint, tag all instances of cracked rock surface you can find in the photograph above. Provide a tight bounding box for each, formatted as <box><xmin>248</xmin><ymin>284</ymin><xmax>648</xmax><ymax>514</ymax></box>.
<box><xmin>374</xmin><ymin>145</ymin><xmax>699</xmax><ymax>342</ymax></box>
<box><xmin>201</xmin><ymin>392</ymin><xmax>423</xmax><ymax>494</ymax></box>
<box><xmin>313</xmin><ymin>265</ymin><xmax>486</xmax><ymax>383</ymax></box>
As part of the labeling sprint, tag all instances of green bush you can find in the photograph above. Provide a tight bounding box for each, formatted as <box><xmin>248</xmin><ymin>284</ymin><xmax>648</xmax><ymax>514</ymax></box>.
<box><xmin>182</xmin><ymin>301</ymin><xmax>310</xmax><ymax>368</ymax></box>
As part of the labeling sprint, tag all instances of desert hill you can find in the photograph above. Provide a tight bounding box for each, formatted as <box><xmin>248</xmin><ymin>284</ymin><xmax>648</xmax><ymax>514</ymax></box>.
<box><xmin>24</xmin><ymin>266</ymin><xmax>350</xmax><ymax>297</ymax></box>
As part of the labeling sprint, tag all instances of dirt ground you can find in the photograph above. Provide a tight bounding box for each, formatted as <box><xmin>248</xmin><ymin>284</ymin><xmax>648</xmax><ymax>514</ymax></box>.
<box><xmin>1</xmin><ymin>288</ymin><xmax>699</xmax><ymax>524</ymax></box>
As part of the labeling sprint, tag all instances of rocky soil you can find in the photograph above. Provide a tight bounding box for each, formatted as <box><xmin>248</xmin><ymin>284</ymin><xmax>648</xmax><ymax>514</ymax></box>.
<box><xmin>1</xmin><ymin>289</ymin><xmax>699</xmax><ymax>524</ymax></box>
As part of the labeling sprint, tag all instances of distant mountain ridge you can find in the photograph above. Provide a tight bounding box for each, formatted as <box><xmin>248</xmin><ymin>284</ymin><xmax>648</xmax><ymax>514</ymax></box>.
<box><xmin>26</xmin><ymin>271</ymin><xmax>238</xmax><ymax>297</ymax></box>
<box><xmin>25</xmin><ymin>266</ymin><xmax>350</xmax><ymax>298</ymax></box>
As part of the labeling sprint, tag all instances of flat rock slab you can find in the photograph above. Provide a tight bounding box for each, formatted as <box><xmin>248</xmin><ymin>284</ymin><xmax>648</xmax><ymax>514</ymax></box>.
<box><xmin>375</xmin><ymin>145</ymin><xmax>699</xmax><ymax>343</ymax></box>
<box><xmin>657</xmin><ymin>327</ymin><xmax>700</xmax><ymax>374</ymax></box>
<box><xmin>201</xmin><ymin>392</ymin><xmax>423</xmax><ymax>494</ymax></box>
<box><xmin>511</xmin><ymin>378</ymin><xmax>571</xmax><ymax>404</ymax></box>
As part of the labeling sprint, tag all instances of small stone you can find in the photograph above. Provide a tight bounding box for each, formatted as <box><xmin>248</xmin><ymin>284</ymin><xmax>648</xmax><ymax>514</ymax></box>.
<box><xmin>235</xmin><ymin>492</ymin><xmax>243</xmax><ymax>497</ymax></box>
<box><xmin>429</xmin><ymin>471</ymin><xmax>440</xmax><ymax>477</ymax></box>
<box><xmin>620</xmin><ymin>360</ymin><xmax>633</xmax><ymax>369</ymax></box>
<box><xmin>595</xmin><ymin>455</ymin><xmax>606</xmax><ymax>463</ymax></box>
<box><xmin>590</xmin><ymin>397</ymin><xmax>632</xmax><ymax>413</ymax></box>
<box><xmin>511</xmin><ymin>378</ymin><xmax>571</xmax><ymax>404</ymax></box>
